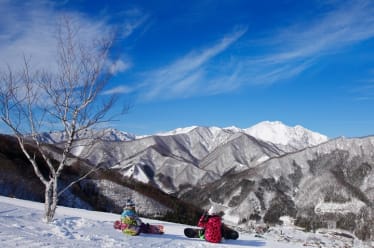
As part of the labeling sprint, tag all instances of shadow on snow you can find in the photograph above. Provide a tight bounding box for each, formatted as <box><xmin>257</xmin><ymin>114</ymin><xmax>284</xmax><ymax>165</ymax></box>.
<box><xmin>145</xmin><ymin>233</ymin><xmax>266</xmax><ymax>247</ymax></box>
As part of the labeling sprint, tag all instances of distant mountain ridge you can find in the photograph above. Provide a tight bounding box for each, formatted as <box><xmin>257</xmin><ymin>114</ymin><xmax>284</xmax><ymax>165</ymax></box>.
<box><xmin>145</xmin><ymin>120</ymin><xmax>328</xmax><ymax>148</ymax></box>
<box><xmin>37</xmin><ymin>128</ymin><xmax>136</xmax><ymax>144</ymax></box>
<box><xmin>54</xmin><ymin>121</ymin><xmax>328</xmax><ymax>194</ymax></box>
<box><xmin>37</xmin><ymin>120</ymin><xmax>328</xmax><ymax>148</ymax></box>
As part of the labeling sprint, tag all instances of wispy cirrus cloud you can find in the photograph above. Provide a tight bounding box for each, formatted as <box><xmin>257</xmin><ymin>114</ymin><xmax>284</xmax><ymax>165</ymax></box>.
<box><xmin>0</xmin><ymin>0</ymin><xmax>145</xmax><ymax>75</ymax></box>
<box><xmin>138</xmin><ymin>27</ymin><xmax>248</xmax><ymax>101</ymax></box>
<box><xmin>350</xmin><ymin>78</ymin><xmax>374</xmax><ymax>101</ymax></box>
<box><xmin>121</xmin><ymin>8</ymin><xmax>150</xmax><ymax>38</ymax></box>
<box><xmin>245</xmin><ymin>0</ymin><xmax>374</xmax><ymax>85</ymax></box>
<box><xmin>132</xmin><ymin>0</ymin><xmax>374</xmax><ymax>102</ymax></box>
<box><xmin>102</xmin><ymin>85</ymin><xmax>133</xmax><ymax>95</ymax></box>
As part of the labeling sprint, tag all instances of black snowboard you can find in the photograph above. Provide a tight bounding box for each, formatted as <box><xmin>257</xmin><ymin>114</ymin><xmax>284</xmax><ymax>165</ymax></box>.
<box><xmin>184</xmin><ymin>228</ymin><xmax>203</xmax><ymax>238</ymax></box>
<box><xmin>183</xmin><ymin>227</ymin><xmax>239</xmax><ymax>240</ymax></box>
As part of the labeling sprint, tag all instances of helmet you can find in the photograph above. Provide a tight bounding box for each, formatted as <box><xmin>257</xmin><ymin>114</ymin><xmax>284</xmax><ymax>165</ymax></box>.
<box><xmin>124</xmin><ymin>199</ymin><xmax>135</xmax><ymax>208</ymax></box>
<box><xmin>208</xmin><ymin>205</ymin><xmax>218</xmax><ymax>215</ymax></box>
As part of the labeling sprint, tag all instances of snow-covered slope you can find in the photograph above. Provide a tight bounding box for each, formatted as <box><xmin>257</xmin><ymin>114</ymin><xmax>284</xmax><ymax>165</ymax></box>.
<box><xmin>0</xmin><ymin>196</ymin><xmax>368</xmax><ymax>248</ymax></box>
<box><xmin>199</xmin><ymin>132</ymin><xmax>284</xmax><ymax>175</ymax></box>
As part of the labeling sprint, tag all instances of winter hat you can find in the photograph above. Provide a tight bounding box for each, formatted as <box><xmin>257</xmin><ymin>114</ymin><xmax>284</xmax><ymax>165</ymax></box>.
<box><xmin>208</xmin><ymin>205</ymin><xmax>217</xmax><ymax>215</ymax></box>
<box><xmin>125</xmin><ymin>199</ymin><xmax>135</xmax><ymax>208</ymax></box>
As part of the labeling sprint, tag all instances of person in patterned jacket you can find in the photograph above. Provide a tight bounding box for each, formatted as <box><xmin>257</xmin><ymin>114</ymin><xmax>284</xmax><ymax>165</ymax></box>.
<box><xmin>119</xmin><ymin>199</ymin><xmax>150</xmax><ymax>235</ymax></box>
<box><xmin>197</xmin><ymin>205</ymin><xmax>222</xmax><ymax>243</ymax></box>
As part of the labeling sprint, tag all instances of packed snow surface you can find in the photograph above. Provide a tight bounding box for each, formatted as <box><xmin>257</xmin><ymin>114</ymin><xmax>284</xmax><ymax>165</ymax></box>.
<box><xmin>0</xmin><ymin>196</ymin><xmax>370</xmax><ymax>248</ymax></box>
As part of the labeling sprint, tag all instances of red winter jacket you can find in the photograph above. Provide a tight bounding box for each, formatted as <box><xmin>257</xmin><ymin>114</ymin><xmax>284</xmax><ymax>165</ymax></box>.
<box><xmin>198</xmin><ymin>214</ymin><xmax>222</xmax><ymax>243</ymax></box>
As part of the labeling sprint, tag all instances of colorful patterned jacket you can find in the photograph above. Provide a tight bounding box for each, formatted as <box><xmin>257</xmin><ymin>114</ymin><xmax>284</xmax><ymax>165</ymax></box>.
<box><xmin>198</xmin><ymin>214</ymin><xmax>222</xmax><ymax>243</ymax></box>
<box><xmin>120</xmin><ymin>209</ymin><xmax>143</xmax><ymax>235</ymax></box>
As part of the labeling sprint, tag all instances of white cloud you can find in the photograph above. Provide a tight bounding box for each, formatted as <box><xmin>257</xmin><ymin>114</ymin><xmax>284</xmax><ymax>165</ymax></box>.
<box><xmin>277</xmin><ymin>2</ymin><xmax>374</xmax><ymax>59</ymax></box>
<box><xmin>135</xmin><ymin>1</ymin><xmax>374</xmax><ymax>101</ymax></box>
<box><xmin>102</xmin><ymin>85</ymin><xmax>133</xmax><ymax>95</ymax></box>
<box><xmin>0</xmin><ymin>1</ymin><xmax>145</xmax><ymax>77</ymax></box>
<box><xmin>139</xmin><ymin>27</ymin><xmax>248</xmax><ymax>101</ymax></box>
<box><xmin>121</xmin><ymin>8</ymin><xmax>149</xmax><ymax>38</ymax></box>
<box><xmin>109</xmin><ymin>59</ymin><xmax>131</xmax><ymax>74</ymax></box>
<box><xmin>0</xmin><ymin>1</ymin><xmax>57</xmax><ymax>70</ymax></box>
<box><xmin>350</xmin><ymin>80</ymin><xmax>374</xmax><ymax>101</ymax></box>
<box><xmin>0</xmin><ymin>1</ymin><xmax>110</xmax><ymax>72</ymax></box>
<box><xmin>243</xmin><ymin>0</ymin><xmax>374</xmax><ymax>85</ymax></box>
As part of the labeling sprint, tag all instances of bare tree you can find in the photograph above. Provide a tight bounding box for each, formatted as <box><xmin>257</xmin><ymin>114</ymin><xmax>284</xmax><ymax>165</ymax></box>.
<box><xmin>0</xmin><ymin>17</ymin><xmax>122</xmax><ymax>222</ymax></box>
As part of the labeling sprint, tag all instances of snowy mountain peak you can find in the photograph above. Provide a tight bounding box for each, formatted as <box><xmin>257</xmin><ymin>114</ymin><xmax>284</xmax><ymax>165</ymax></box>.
<box><xmin>244</xmin><ymin>121</ymin><xmax>328</xmax><ymax>147</ymax></box>
<box><xmin>154</xmin><ymin>126</ymin><xmax>199</xmax><ymax>136</ymax></box>
<box><xmin>98</xmin><ymin>128</ymin><xmax>136</xmax><ymax>141</ymax></box>
<box><xmin>153</xmin><ymin>125</ymin><xmax>235</xmax><ymax>138</ymax></box>
<box><xmin>222</xmin><ymin>126</ymin><xmax>243</xmax><ymax>133</ymax></box>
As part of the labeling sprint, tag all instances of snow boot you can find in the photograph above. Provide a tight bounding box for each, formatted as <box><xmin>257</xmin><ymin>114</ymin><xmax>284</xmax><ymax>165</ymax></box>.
<box><xmin>222</xmin><ymin>225</ymin><xmax>239</xmax><ymax>240</ymax></box>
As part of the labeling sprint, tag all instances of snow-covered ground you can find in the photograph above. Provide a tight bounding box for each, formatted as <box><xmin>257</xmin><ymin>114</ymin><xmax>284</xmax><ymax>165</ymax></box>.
<box><xmin>0</xmin><ymin>196</ymin><xmax>371</xmax><ymax>248</ymax></box>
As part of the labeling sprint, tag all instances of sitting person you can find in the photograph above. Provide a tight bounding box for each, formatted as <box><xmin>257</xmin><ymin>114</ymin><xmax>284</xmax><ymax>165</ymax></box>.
<box><xmin>197</xmin><ymin>205</ymin><xmax>223</xmax><ymax>243</ymax></box>
<box><xmin>119</xmin><ymin>199</ymin><xmax>150</xmax><ymax>235</ymax></box>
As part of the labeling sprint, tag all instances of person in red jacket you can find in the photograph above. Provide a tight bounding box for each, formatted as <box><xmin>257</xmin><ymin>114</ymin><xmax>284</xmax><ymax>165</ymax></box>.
<box><xmin>197</xmin><ymin>205</ymin><xmax>222</xmax><ymax>243</ymax></box>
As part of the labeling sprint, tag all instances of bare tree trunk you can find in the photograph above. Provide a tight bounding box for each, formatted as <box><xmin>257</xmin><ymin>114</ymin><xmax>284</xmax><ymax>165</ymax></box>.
<box><xmin>44</xmin><ymin>179</ymin><xmax>59</xmax><ymax>223</ymax></box>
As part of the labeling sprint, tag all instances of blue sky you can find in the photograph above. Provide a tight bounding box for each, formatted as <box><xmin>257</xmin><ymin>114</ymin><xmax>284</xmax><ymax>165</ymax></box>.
<box><xmin>1</xmin><ymin>0</ymin><xmax>374</xmax><ymax>138</ymax></box>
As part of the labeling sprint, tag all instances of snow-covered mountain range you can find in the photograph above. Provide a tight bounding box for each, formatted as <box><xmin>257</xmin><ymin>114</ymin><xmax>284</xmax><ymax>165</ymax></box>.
<box><xmin>4</xmin><ymin>120</ymin><xmax>374</xmax><ymax>241</ymax></box>
<box><xmin>60</xmin><ymin>121</ymin><xmax>328</xmax><ymax>194</ymax></box>
<box><xmin>145</xmin><ymin>121</ymin><xmax>328</xmax><ymax>150</ymax></box>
